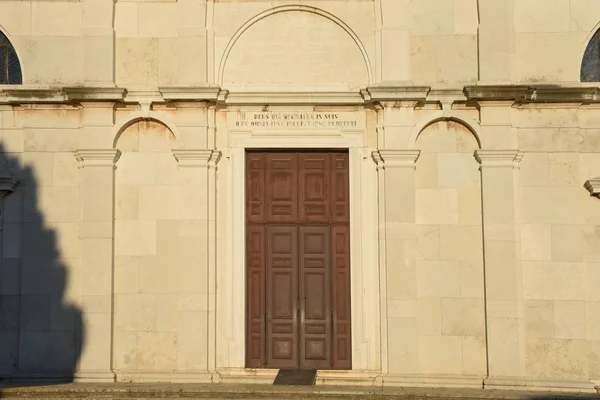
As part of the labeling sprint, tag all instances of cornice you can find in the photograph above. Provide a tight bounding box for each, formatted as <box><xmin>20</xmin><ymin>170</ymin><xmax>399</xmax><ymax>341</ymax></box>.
<box><xmin>464</xmin><ymin>85</ymin><xmax>531</xmax><ymax>101</ymax></box>
<box><xmin>159</xmin><ymin>86</ymin><xmax>222</xmax><ymax>102</ymax></box>
<box><xmin>0</xmin><ymin>87</ymin><xmax>67</xmax><ymax>104</ymax></box>
<box><xmin>585</xmin><ymin>178</ymin><xmax>600</xmax><ymax>198</ymax></box>
<box><xmin>465</xmin><ymin>84</ymin><xmax>600</xmax><ymax>103</ymax></box>
<box><xmin>65</xmin><ymin>87</ymin><xmax>126</xmax><ymax>102</ymax></box>
<box><xmin>223</xmin><ymin>91</ymin><xmax>366</xmax><ymax>105</ymax></box>
<box><xmin>365</xmin><ymin>85</ymin><xmax>430</xmax><ymax>102</ymax></box>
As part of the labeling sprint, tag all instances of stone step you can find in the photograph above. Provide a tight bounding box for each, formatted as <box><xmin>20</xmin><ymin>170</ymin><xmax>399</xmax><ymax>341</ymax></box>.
<box><xmin>0</xmin><ymin>384</ymin><xmax>599</xmax><ymax>400</ymax></box>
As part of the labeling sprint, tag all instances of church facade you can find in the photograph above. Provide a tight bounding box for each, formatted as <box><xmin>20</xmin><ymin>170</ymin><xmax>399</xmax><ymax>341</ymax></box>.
<box><xmin>1</xmin><ymin>0</ymin><xmax>600</xmax><ymax>393</ymax></box>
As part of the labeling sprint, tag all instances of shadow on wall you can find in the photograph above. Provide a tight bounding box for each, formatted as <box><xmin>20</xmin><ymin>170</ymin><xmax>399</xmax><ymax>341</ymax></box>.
<box><xmin>0</xmin><ymin>141</ymin><xmax>83</xmax><ymax>384</ymax></box>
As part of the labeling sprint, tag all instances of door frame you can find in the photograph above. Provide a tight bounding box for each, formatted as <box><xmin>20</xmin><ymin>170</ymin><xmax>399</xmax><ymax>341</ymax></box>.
<box><xmin>219</xmin><ymin>124</ymin><xmax>381</xmax><ymax>373</ymax></box>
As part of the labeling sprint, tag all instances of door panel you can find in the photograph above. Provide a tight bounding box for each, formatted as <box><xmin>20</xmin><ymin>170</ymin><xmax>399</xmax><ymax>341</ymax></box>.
<box><xmin>331</xmin><ymin>226</ymin><xmax>352</xmax><ymax>369</ymax></box>
<box><xmin>266</xmin><ymin>226</ymin><xmax>299</xmax><ymax>369</ymax></box>
<box><xmin>331</xmin><ymin>153</ymin><xmax>349</xmax><ymax>224</ymax></box>
<box><xmin>246</xmin><ymin>225</ymin><xmax>266</xmax><ymax>368</ymax></box>
<box><xmin>246</xmin><ymin>152</ymin><xmax>266</xmax><ymax>224</ymax></box>
<box><xmin>299</xmin><ymin>226</ymin><xmax>331</xmax><ymax>369</ymax></box>
<box><xmin>245</xmin><ymin>151</ymin><xmax>351</xmax><ymax>371</ymax></box>
<box><xmin>299</xmin><ymin>153</ymin><xmax>330</xmax><ymax>223</ymax></box>
<box><xmin>266</xmin><ymin>153</ymin><xmax>297</xmax><ymax>223</ymax></box>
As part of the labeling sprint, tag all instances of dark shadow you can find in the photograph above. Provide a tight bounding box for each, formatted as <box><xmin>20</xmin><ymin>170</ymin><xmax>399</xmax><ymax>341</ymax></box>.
<box><xmin>0</xmin><ymin>141</ymin><xmax>83</xmax><ymax>386</ymax></box>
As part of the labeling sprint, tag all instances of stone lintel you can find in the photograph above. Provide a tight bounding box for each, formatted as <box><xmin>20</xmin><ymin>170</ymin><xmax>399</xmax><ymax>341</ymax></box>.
<box><xmin>584</xmin><ymin>178</ymin><xmax>600</xmax><ymax>198</ymax></box>
<box><xmin>159</xmin><ymin>86</ymin><xmax>222</xmax><ymax>102</ymax></box>
<box><xmin>65</xmin><ymin>87</ymin><xmax>126</xmax><ymax>102</ymax></box>
<box><xmin>475</xmin><ymin>149</ymin><xmax>523</xmax><ymax>168</ymax></box>
<box><xmin>74</xmin><ymin>149</ymin><xmax>122</xmax><ymax>168</ymax></box>
<box><xmin>376</xmin><ymin>149</ymin><xmax>421</xmax><ymax>168</ymax></box>
<box><xmin>172</xmin><ymin>149</ymin><xmax>215</xmax><ymax>167</ymax></box>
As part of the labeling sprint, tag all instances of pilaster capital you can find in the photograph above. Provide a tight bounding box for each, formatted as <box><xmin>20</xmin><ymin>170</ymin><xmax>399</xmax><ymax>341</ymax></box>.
<box><xmin>585</xmin><ymin>177</ymin><xmax>600</xmax><ymax>198</ymax></box>
<box><xmin>474</xmin><ymin>150</ymin><xmax>523</xmax><ymax>169</ymax></box>
<box><xmin>172</xmin><ymin>149</ymin><xmax>221</xmax><ymax>168</ymax></box>
<box><xmin>74</xmin><ymin>149</ymin><xmax>121</xmax><ymax>168</ymax></box>
<box><xmin>0</xmin><ymin>161</ymin><xmax>18</xmax><ymax>197</ymax></box>
<box><xmin>0</xmin><ymin>177</ymin><xmax>18</xmax><ymax>198</ymax></box>
<box><xmin>374</xmin><ymin>150</ymin><xmax>421</xmax><ymax>169</ymax></box>
<box><xmin>208</xmin><ymin>150</ymin><xmax>222</xmax><ymax>167</ymax></box>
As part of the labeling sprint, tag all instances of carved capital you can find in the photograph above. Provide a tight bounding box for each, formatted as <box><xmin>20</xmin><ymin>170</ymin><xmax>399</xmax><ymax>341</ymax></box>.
<box><xmin>74</xmin><ymin>149</ymin><xmax>121</xmax><ymax>168</ymax></box>
<box><xmin>475</xmin><ymin>150</ymin><xmax>523</xmax><ymax>169</ymax></box>
<box><xmin>585</xmin><ymin>178</ymin><xmax>600</xmax><ymax>198</ymax></box>
<box><xmin>375</xmin><ymin>150</ymin><xmax>421</xmax><ymax>169</ymax></box>
<box><xmin>172</xmin><ymin>149</ymin><xmax>217</xmax><ymax>168</ymax></box>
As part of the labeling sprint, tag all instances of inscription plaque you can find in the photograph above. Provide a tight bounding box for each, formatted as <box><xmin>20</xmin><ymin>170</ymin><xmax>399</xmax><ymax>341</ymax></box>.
<box><xmin>230</xmin><ymin>111</ymin><xmax>361</xmax><ymax>130</ymax></box>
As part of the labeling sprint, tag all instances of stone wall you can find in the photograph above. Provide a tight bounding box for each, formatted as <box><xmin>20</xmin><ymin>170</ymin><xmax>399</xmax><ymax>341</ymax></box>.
<box><xmin>0</xmin><ymin>0</ymin><xmax>599</xmax><ymax>393</ymax></box>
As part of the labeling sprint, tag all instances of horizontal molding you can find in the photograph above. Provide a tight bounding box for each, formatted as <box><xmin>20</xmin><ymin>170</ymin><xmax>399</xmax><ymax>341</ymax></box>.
<box><xmin>1</xmin><ymin>84</ymin><xmax>600</xmax><ymax>106</ymax></box>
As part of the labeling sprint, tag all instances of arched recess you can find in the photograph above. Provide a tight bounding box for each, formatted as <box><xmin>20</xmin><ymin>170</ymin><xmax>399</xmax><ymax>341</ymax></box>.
<box><xmin>581</xmin><ymin>25</ymin><xmax>600</xmax><ymax>82</ymax></box>
<box><xmin>413</xmin><ymin>117</ymin><xmax>486</xmax><ymax>377</ymax></box>
<box><xmin>110</xmin><ymin>111</ymin><xmax>182</xmax><ymax>149</ymax></box>
<box><xmin>0</xmin><ymin>27</ymin><xmax>23</xmax><ymax>84</ymax></box>
<box><xmin>409</xmin><ymin>114</ymin><xmax>483</xmax><ymax>150</ymax></box>
<box><xmin>218</xmin><ymin>4</ymin><xmax>373</xmax><ymax>86</ymax></box>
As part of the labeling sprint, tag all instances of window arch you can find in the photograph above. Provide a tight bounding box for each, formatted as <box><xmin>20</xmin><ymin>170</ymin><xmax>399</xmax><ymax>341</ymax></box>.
<box><xmin>582</xmin><ymin>29</ymin><xmax>600</xmax><ymax>82</ymax></box>
<box><xmin>0</xmin><ymin>31</ymin><xmax>22</xmax><ymax>85</ymax></box>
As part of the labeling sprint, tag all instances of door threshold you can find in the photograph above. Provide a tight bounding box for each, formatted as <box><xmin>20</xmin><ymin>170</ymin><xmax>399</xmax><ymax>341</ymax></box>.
<box><xmin>273</xmin><ymin>369</ymin><xmax>317</xmax><ymax>386</ymax></box>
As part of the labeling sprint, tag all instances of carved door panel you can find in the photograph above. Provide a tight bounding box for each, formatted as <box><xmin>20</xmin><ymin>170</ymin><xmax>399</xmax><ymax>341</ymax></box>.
<box><xmin>266</xmin><ymin>226</ymin><xmax>299</xmax><ymax>369</ymax></box>
<box><xmin>245</xmin><ymin>150</ymin><xmax>351</xmax><ymax>371</ymax></box>
<box><xmin>299</xmin><ymin>226</ymin><xmax>331</xmax><ymax>369</ymax></box>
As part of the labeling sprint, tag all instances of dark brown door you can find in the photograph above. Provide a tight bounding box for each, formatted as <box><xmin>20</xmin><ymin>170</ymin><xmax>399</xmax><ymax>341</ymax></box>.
<box><xmin>245</xmin><ymin>151</ymin><xmax>352</xmax><ymax>370</ymax></box>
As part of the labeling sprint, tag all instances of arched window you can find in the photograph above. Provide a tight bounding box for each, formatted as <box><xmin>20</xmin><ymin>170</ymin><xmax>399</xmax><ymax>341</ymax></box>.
<box><xmin>582</xmin><ymin>29</ymin><xmax>600</xmax><ymax>82</ymax></box>
<box><xmin>0</xmin><ymin>31</ymin><xmax>22</xmax><ymax>85</ymax></box>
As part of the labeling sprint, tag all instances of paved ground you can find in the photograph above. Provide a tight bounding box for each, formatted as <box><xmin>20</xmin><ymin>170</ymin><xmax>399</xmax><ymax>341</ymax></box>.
<box><xmin>0</xmin><ymin>383</ymin><xmax>599</xmax><ymax>400</ymax></box>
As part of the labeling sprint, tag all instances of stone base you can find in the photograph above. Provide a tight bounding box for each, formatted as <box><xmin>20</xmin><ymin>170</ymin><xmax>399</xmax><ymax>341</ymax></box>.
<box><xmin>215</xmin><ymin>368</ymin><xmax>278</xmax><ymax>384</ymax></box>
<box><xmin>378</xmin><ymin>374</ymin><xmax>484</xmax><ymax>389</ymax></box>
<box><xmin>4</xmin><ymin>370</ymin><xmax>115</xmax><ymax>383</ymax></box>
<box><xmin>315</xmin><ymin>370</ymin><xmax>379</xmax><ymax>386</ymax></box>
<box><xmin>115</xmin><ymin>371</ymin><xmax>213</xmax><ymax>383</ymax></box>
<box><xmin>484</xmin><ymin>376</ymin><xmax>596</xmax><ymax>393</ymax></box>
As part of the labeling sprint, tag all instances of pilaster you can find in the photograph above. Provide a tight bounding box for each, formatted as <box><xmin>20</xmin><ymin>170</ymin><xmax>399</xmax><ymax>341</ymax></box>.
<box><xmin>475</xmin><ymin>149</ymin><xmax>526</xmax><ymax>389</ymax></box>
<box><xmin>73</xmin><ymin>148</ymin><xmax>121</xmax><ymax>383</ymax></box>
<box><xmin>170</xmin><ymin>149</ymin><xmax>219</xmax><ymax>383</ymax></box>
<box><xmin>373</xmin><ymin>149</ymin><xmax>420</xmax><ymax>377</ymax></box>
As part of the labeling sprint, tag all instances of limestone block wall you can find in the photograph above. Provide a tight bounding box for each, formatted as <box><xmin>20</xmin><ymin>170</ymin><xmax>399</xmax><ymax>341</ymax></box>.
<box><xmin>516</xmin><ymin>106</ymin><xmax>600</xmax><ymax>381</ymax></box>
<box><xmin>379</xmin><ymin>0</ymin><xmax>479</xmax><ymax>84</ymax></box>
<box><xmin>0</xmin><ymin>0</ymin><xmax>115</xmax><ymax>85</ymax></box>
<box><xmin>0</xmin><ymin>105</ymin><xmax>83</xmax><ymax>376</ymax></box>
<box><xmin>115</xmin><ymin>0</ymin><xmax>209</xmax><ymax>87</ymax></box>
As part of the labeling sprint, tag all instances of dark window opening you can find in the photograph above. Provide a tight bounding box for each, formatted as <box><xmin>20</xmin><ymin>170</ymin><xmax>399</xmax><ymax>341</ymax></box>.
<box><xmin>0</xmin><ymin>31</ymin><xmax>23</xmax><ymax>85</ymax></box>
<box><xmin>581</xmin><ymin>29</ymin><xmax>600</xmax><ymax>82</ymax></box>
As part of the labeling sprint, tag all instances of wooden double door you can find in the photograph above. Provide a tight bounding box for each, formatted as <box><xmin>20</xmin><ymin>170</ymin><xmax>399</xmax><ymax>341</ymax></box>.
<box><xmin>245</xmin><ymin>150</ymin><xmax>352</xmax><ymax>370</ymax></box>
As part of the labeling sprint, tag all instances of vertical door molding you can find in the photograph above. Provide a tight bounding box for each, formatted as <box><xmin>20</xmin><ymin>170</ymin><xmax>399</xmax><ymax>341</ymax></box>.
<box><xmin>218</xmin><ymin>128</ymin><xmax>380</xmax><ymax>378</ymax></box>
<box><xmin>74</xmin><ymin>148</ymin><xmax>121</xmax><ymax>382</ymax></box>
<box><xmin>474</xmin><ymin>149</ymin><xmax>526</xmax><ymax>388</ymax></box>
